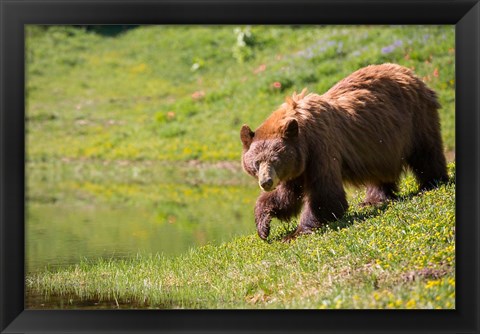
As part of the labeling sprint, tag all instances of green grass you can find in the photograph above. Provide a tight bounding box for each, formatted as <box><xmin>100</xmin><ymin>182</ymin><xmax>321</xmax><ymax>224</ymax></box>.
<box><xmin>26</xmin><ymin>25</ymin><xmax>455</xmax><ymax>166</ymax></box>
<box><xmin>26</xmin><ymin>164</ymin><xmax>455</xmax><ymax>309</ymax></box>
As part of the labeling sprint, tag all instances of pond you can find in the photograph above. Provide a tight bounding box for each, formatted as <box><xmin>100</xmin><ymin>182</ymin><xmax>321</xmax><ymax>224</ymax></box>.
<box><xmin>25</xmin><ymin>161</ymin><xmax>259</xmax><ymax>273</ymax></box>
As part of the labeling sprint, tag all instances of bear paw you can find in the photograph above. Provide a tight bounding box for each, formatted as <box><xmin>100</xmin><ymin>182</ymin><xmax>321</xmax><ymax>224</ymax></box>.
<box><xmin>257</xmin><ymin>224</ymin><xmax>271</xmax><ymax>241</ymax></box>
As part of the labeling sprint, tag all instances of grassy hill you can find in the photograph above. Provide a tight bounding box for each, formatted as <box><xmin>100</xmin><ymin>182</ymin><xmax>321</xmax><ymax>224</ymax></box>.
<box><xmin>25</xmin><ymin>25</ymin><xmax>455</xmax><ymax>309</ymax></box>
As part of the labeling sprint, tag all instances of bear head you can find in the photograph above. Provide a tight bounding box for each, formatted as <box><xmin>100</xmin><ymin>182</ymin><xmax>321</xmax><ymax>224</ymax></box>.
<box><xmin>240</xmin><ymin>117</ymin><xmax>305</xmax><ymax>192</ymax></box>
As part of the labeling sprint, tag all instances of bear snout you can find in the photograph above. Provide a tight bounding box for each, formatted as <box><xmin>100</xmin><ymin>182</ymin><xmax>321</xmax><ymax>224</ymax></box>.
<box><xmin>260</xmin><ymin>178</ymin><xmax>273</xmax><ymax>191</ymax></box>
<box><xmin>258</xmin><ymin>162</ymin><xmax>279</xmax><ymax>191</ymax></box>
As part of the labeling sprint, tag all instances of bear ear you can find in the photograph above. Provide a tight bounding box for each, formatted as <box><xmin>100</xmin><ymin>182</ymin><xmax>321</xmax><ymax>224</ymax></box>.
<box><xmin>285</xmin><ymin>96</ymin><xmax>297</xmax><ymax>109</ymax></box>
<box><xmin>282</xmin><ymin>119</ymin><xmax>298</xmax><ymax>139</ymax></box>
<box><xmin>240</xmin><ymin>124</ymin><xmax>255</xmax><ymax>149</ymax></box>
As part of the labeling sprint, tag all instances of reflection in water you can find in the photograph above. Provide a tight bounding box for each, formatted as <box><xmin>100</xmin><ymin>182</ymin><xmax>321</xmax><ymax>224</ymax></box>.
<box><xmin>26</xmin><ymin>184</ymin><xmax>258</xmax><ymax>273</ymax></box>
<box><xmin>26</xmin><ymin>289</ymin><xmax>157</xmax><ymax>309</ymax></box>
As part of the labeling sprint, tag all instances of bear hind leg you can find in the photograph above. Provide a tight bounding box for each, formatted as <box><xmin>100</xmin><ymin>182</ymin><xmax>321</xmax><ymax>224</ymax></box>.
<box><xmin>407</xmin><ymin>135</ymin><xmax>448</xmax><ymax>191</ymax></box>
<box><xmin>361</xmin><ymin>182</ymin><xmax>398</xmax><ymax>207</ymax></box>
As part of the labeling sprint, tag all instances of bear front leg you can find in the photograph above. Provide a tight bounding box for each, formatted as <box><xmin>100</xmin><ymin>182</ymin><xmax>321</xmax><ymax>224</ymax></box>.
<box><xmin>254</xmin><ymin>183</ymin><xmax>303</xmax><ymax>240</ymax></box>
<box><xmin>286</xmin><ymin>180</ymin><xmax>348</xmax><ymax>240</ymax></box>
<box><xmin>254</xmin><ymin>196</ymin><xmax>273</xmax><ymax>240</ymax></box>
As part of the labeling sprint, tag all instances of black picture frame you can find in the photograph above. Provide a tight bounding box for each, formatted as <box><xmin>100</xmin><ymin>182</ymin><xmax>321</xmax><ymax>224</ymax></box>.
<box><xmin>1</xmin><ymin>0</ymin><xmax>479</xmax><ymax>333</ymax></box>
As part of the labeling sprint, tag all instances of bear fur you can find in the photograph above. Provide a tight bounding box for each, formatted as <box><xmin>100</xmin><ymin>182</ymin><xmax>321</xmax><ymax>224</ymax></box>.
<box><xmin>240</xmin><ymin>63</ymin><xmax>448</xmax><ymax>240</ymax></box>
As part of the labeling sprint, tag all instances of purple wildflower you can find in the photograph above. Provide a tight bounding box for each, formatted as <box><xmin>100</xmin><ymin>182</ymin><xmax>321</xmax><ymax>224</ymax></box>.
<box><xmin>381</xmin><ymin>45</ymin><xmax>395</xmax><ymax>54</ymax></box>
<box><xmin>393</xmin><ymin>40</ymin><xmax>403</xmax><ymax>47</ymax></box>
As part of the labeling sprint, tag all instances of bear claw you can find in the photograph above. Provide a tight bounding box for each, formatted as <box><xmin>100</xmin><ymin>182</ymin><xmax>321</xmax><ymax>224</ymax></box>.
<box><xmin>257</xmin><ymin>225</ymin><xmax>270</xmax><ymax>240</ymax></box>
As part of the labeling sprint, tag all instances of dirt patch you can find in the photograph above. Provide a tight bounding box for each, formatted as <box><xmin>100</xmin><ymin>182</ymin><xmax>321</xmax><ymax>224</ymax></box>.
<box><xmin>401</xmin><ymin>266</ymin><xmax>450</xmax><ymax>282</ymax></box>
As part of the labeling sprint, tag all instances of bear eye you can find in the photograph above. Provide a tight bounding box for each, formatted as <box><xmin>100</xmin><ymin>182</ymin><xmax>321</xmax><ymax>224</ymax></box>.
<box><xmin>254</xmin><ymin>161</ymin><xmax>260</xmax><ymax>172</ymax></box>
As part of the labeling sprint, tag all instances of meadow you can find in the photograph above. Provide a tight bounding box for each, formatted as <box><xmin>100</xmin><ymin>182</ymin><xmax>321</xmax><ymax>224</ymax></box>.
<box><xmin>25</xmin><ymin>25</ymin><xmax>455</xmax><ymax>309</ymax></box>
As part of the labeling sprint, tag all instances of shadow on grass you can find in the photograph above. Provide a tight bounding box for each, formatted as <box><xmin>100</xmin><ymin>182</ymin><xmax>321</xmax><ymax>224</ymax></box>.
<box><xmin>330</xmin><ymin>204</ymin><xmax>390</xmax><ymax>231</ymax></box>
<box><xmin>267</xmin><ymin>203</ymin><xmax>390</xmax><ymax>243</ymax></box>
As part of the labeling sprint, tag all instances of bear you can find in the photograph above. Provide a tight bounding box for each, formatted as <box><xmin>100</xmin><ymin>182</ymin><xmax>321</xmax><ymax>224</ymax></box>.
<box><xmin>240</xmin><ymin>63</ymin><xmax>448</xmax><ymax>241</ymax></box>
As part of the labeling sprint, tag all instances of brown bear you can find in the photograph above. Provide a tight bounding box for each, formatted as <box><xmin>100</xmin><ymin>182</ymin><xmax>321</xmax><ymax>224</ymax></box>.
<box><xmin>240</xmin><ymin>63</ymin><xmax>448</xmax><ymax>240</ymax></box>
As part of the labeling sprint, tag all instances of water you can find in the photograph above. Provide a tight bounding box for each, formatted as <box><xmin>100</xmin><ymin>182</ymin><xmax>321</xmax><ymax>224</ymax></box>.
<box><xmin>25</xmin><ymin>164</ymin><xmax>259</xmax><ymax>273</ymax></box>
<box><xmin>25</xmin><ymin>160</ymin><xmax>261</xmax><ymax>308</ymax></box>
